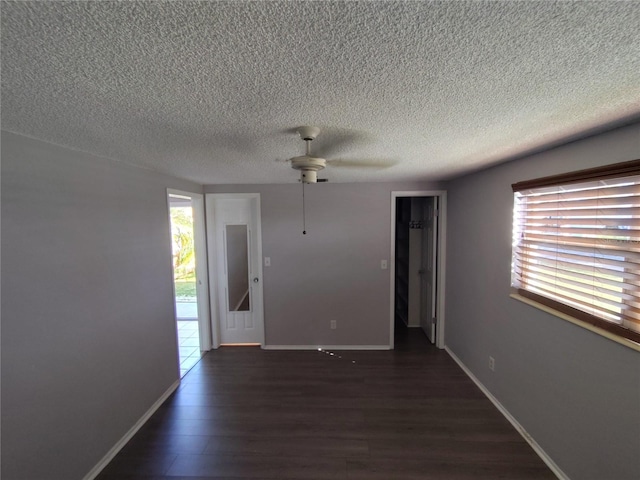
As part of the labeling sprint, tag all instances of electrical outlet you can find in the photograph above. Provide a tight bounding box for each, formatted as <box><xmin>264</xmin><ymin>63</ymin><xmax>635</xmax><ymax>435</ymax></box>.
<box><xmin>330</xmin><ymin>320</ymin><xmax>337</xmax><ymax>330</ymax></box>
<box><xmin>489</xmin><ymin>356</ymin><xmax>495</xmax><ymax>371</ymax></box>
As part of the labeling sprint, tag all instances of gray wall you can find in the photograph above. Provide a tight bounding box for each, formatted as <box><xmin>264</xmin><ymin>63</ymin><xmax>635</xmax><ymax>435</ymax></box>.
<box><xmin>205</xmin><ymin>181</ymin><xmax>444</xmax><ymax>346</ymax></box>
<box><xmin>1</xmin><ymin>131</ymin><xmax>202</xmax><ymax>479</ymax></box>
<box><xmin>445</xmin><ymin>123</ymin><xmax>640</xmax><ymax>480</ymax></box>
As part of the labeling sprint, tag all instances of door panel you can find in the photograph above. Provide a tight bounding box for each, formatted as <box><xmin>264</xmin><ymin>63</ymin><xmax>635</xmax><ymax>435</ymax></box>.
<box><xmin>207</xmin><ymin>195</ymin><xmax>264</xmax><ymax>346</ymax></box>
<box><xmin>420</xmin><ymin>197</ymin><xmax>438</xmax><ymax>343</ymax></box>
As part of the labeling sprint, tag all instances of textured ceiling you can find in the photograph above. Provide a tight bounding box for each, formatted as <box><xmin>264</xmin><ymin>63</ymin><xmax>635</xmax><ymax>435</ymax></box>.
<box><xmin>2</xmin><ymin>1</ymin><xmax>639</xmax><ymax>184</ymax></box>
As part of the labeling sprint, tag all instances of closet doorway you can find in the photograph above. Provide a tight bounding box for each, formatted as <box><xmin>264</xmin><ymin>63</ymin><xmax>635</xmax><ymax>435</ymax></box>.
<box><xmin>390</xmin><ymin>191</ymin><xmax>447</xmax><ymax>349</ymax></box>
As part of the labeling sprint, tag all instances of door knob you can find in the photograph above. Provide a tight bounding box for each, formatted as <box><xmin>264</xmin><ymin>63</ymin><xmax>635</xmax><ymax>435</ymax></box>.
<box><xmin>253</xmin><ymin>277</ymin><xmax>259</xmax><ymax>283</ymax></box>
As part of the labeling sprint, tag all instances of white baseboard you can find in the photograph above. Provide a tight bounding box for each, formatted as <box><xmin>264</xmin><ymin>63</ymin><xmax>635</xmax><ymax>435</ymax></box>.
<box><xmin>444</xmin><ymin>347</ymin><xmax>568</xmax><ymax>480</ymax></box>
<box><xmin>83</xmin><ymin>379</ymin><xmax>181</xmax><ymax>480</ymax></box>
<box><xmin>263</xmin><ymin>344</ymin><xmax>391</xmax><ymax>350</ymax></box>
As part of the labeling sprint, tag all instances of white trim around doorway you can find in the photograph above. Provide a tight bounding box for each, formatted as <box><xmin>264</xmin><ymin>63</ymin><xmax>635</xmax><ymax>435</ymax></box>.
<box><xmin>390</xmin><ymin>191</ymin><xmax>447</xmax><ymax>350</ymax></box>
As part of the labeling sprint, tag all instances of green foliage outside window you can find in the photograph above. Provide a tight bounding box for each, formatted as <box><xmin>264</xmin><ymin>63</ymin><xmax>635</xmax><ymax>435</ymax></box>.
<box><xmin>170</xmin><ymin>207</ymin><xmax>196</xmax><ymax>281</ymax></box>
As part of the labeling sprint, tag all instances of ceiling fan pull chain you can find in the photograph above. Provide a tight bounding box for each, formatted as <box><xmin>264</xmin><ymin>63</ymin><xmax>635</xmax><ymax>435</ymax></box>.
<box><xmin>302</xmin><ymin>181</ymin><xmax>307</xmax><ymax>235</ymax></box>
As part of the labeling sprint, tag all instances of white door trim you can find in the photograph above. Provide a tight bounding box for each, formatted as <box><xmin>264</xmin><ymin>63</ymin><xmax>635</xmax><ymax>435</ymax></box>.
<box><xmin>206</xmin><ymin>193</ymin><xmax>265</xmax><ymax>348</ymax></box>
<box><xmin>390</xmin><ymin>190</ymin><xmax>447</xmax><ymax>349</ymax></box>
<box><xmin>167</xmin><ymin>189</ymin><xmax>212</xmax><ymax>351</ymax></box>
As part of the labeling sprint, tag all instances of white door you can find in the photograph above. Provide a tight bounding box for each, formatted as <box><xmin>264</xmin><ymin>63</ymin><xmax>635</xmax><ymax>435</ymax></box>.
<box><xmin>420</xmin><ymin>197</ymin><xmax>438</xmax><ymax>343</ymax></box>
<box><xmin>206</xmin><ymin>194</ymin><xmax>264</xmax><ymax>346</ymax></box>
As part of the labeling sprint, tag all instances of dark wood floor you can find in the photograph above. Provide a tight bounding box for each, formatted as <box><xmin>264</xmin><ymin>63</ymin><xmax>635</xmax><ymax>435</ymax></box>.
<box><xmin>96</xmin><ymin>327</ymin><xmax>556</xmax><ymax>479</ymax></box>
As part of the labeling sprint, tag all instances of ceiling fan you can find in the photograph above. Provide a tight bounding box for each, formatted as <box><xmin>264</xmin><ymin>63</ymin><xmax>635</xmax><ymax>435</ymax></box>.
<box><xmin>285</xmin><ymin>126</ymin><xmax>396</xmax><ymax>234</ymax></box>
<box><xmin>287</xmin><ymin>126</ymin><xmax>394</xmax><ymax>183</ymax></box>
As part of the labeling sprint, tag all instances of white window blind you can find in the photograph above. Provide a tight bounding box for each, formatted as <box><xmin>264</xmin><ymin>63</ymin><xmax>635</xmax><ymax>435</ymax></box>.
<box><xmin>511</xmin><ymin>161</ymin><xmax>640</xmax><ymax>344</ymax></box>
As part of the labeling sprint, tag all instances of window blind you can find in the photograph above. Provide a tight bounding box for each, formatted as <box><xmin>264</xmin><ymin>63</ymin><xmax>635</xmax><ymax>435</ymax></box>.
<box><xmin>511</xmin><ymin>160</ymin><xmax>640</xmax><ymax>344</ymax></box>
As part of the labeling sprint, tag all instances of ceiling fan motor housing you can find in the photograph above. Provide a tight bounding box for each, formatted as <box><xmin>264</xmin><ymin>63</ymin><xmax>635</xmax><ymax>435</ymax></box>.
<box><xmin>290</xmin><ymin>156</ymin><xmax>326</xmax><ymax>183</ymax></box>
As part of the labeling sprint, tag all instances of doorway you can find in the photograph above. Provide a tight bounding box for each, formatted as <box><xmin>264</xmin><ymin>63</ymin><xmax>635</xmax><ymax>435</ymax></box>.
<box><xmin>390</xmin><ymin>191</ymin><xmax>447</xmax><ymax>349</ymax></box>
<box><xmin>168</xmin><ymin>190</ymin><xmax>211</xmax><ymax>376</ymax></box>
<box><xmin>206</xmin><ymin>193</ymin><xmax>265</xmax><ymax>348</ymax></box>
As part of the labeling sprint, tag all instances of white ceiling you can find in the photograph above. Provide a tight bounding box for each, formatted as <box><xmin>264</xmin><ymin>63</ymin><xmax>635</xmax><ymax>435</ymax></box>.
<box><xmin>2</xmin><ymin>1</ymin><xmax>639</xmax><ymax>184</ymax></box>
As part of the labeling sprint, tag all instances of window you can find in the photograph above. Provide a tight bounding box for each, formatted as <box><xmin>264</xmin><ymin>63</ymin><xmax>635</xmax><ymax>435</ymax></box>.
<box><xmin>511</xmin><ymin>159</ymin><xmax>640</xmax><ymax>345</ymax></box>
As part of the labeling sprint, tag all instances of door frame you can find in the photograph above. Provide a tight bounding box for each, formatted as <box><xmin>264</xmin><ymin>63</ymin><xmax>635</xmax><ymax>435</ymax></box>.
<box><xmin>167</xmin><ymin>189</ymin><xmax>212</xmax><ymax>351</ymax></box>
<box><xmin>390</xmin><ymin>190</ymin><xmax>447</xmax><ymax>349</ymax></box>
<box><xmin>206</xmin><ymin>193</ymin><xmax>265</xmax><ymax>348</ymax></box>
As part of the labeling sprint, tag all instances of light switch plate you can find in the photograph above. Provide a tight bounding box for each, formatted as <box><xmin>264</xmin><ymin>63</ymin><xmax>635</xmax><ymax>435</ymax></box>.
<box><xmin>264</xmin><ymin>257</ymin><xmax>271</xmax><ymax>267</ymax></box>
<box><xmin>381</xmin><ymin>260</ymin><xmax>388</xmax><ymax>270</ymax></box>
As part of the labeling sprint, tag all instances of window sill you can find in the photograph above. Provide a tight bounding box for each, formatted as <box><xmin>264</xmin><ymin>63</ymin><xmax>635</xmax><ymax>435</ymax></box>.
<box><xmin>510</xmin><ymin>293</ymin><xmax>640</xmax><ymax>353</ymax></box>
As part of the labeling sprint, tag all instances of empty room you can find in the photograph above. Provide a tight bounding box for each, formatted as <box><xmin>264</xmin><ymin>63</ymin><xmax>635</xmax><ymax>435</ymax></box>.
<box><xmin>1</xmin><ymin>1</ymin><xmax>638</xmax><ymax>480</ymax></box>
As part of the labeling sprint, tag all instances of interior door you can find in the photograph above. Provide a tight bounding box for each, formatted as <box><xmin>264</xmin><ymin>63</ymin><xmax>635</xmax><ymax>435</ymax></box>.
<box><xmin>420</xmin><ymin>197</ymin><xmax>438</xmax><ymax>343</ymax></box>
<box><xmin>207</xmin><ymin>194</ymin><xmax>264</xmax><ymax>346</ymax></box>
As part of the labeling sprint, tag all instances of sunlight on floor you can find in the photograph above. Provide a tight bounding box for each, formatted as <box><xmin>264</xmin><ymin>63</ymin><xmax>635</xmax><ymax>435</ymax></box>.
<box><xmin>176</xmin><ymin>320</ymin><xmax>201</xmax><ymax>377</ymax></box>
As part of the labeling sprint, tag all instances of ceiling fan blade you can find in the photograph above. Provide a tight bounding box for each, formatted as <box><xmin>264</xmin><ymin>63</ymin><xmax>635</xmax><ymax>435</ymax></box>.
<box><xmin>327</xmin><ymin>159</ymin><xmax>398</xmax><ymax>169</ymax></box>
<box><xmin>279</xmin><ymin>127</ymin><xmax>302</xmax><ymax>136</ymax></box>
<box><xmin>313</xmin><ymin>129</ymin><xmax>372</xmax><ymax>158</ymax></box>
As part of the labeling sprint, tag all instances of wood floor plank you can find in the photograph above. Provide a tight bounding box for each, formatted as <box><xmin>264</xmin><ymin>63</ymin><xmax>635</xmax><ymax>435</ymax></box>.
<box><xmin>165</xmin><ymin>454</ymin><xmax>347</xmax><ymax>478</ymax></box>
<box><xmin>95</xmin><ymin>329</ymin><xmax>556</xmax><ymax>479</ymax></box>
<box><xmin>346</xmin><ymin>458</ymin><xmax>555</xmax><ymax>480</ymax></box>
<box><xmin>96</xmin><ymin>452</ymin><xmax>177</xmax><ymax>477</ymax></box>
<box><xmin>203</xmin><ymin>435</ymin><xmax>369</xmax><ymax>458</ymax></box>
<box><xmin>117</xmin><ymin>434</ymin><xmax>212</xmax><ymax>456</ymax></box>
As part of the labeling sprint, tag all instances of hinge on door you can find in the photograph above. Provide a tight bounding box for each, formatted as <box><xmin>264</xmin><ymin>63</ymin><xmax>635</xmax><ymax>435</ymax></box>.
<box><xmin>432</xmin><ymin>316</ymin><xmax>437</xmax><ymax>325</ymax></box>
<box><xmin>434</xmin><ymin>209</ymin><xmax>439</xmax><ymax>217</ymax></box>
